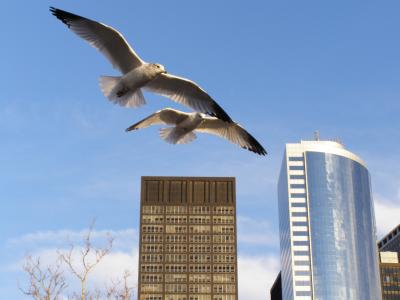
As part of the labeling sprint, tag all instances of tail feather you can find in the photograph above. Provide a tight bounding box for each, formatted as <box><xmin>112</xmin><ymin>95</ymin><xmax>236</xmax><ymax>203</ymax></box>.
<box><xmin>99</xmin><ymin>76</ymin><xmax>146</xmax><ymax>108</ymax></box>
<box><xmin>99</xmin><ymin>76</ymin><xmax>120</xmax><ymax>98</ymax></box>
<box><xmin>159</xmin><ymin>127</ymin><xmax>197</xmax><ymax>144</ymax></box>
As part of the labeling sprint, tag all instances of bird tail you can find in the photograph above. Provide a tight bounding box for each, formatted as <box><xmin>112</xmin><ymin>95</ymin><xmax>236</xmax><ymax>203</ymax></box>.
<box><xmin>99</xmin><ymin>76</ymin><xmax>146</xmax><ymax>108</ymax></box>
<box><xmin>159</xmin><ymin>127</ymin><xmax>197</xmax><ymax>144</ymax></box>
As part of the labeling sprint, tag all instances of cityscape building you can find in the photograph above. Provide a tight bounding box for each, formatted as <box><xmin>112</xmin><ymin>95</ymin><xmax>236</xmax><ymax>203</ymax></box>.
<box><xmin>270</xmin><ymin>272</ymin><xmax>282</xmax><ymax>300</ymax></box>
<box><xmin>379</xmin><ymin>252</ymin><xmax>400</xmax><ymax>299</ymax></box>
<box><xmin>379</xmin><ymin>224</ymin><xmax>400</xmax><ymax>252</ymax></box>
<box><xmin>378</xmin><ymin>225</ymin><xmax>400</xmax><ymax>299</ymax></box>
<box><xmin>277</xmin><ymin>140</ymin><xmax>381</xmax><ymax>299</ymax></box>
<box><xmin>138</xmin><ymin>176</ymin><xmax>238</xmax><ymax>300</ymax></box>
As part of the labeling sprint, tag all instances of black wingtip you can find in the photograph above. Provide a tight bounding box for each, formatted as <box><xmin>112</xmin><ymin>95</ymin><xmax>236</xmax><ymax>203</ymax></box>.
<box><xmin>49</xmin><ymin>7</ymin><xmax>81</xmax><ymax>27</ymax></box>
<box><xmin>242</xmin><ymin>131</ymin><xmax>268</xmax><ymax>156</ymax></box>
<box><xmin>209</xmin><ymin>109</ymin><xmax>233</xmax><ymax>123</ymax></box>
<box><xmin>244</xmin><ymin>145</ymin><xmax>267</xmax><ymax>156</ymax></box>
<box><xmin>125</xmin><ymin>126</ymin><xmax>138</xmax><ymax>132</ymax></box>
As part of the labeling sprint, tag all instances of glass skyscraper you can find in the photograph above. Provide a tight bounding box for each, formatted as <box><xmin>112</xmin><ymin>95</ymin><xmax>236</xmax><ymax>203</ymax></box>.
<box><xmin>277</xmin><ymin>140</ymin><xmax>381</xmax><ymax>300</ymax></box>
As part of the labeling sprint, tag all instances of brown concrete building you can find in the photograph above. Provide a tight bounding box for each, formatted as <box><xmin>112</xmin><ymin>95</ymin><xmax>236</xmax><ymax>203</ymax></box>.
<box><xmin>379</xmin><ymin>252</ymin><xmax>400</xmax><ymax>300</ymax></box>
<box><xmin>378</xmin><ymin>224</ymin><xmax>400</xmax><ymax>299</ymax></box>
<box><xmin>138</xmin><ymin>176</ymin><xmax>238</xmax><ymax>300</ymax></box>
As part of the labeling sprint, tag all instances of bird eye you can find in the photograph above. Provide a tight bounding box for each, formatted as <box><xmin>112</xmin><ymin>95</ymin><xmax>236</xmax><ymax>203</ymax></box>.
<box><xmin>156</xmin><ymin>65</ymin><xmax>160</xmax><ymax>68</ymax></box>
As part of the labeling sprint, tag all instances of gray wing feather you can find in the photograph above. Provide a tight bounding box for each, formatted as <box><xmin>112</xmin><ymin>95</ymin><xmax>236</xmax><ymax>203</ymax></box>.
<box><xmin>196</xmin><ymin>118</ymin><xmax>267</xmax><ymax>155</ymax></box>
<box><xmin>144</xmin><ymin>73</ymin><xmax>232</xmax><ymax>122</ymax></box>
<box><xmin>50</xmin><ymin>7</ymin><xmax>143</xmax><ymax>74</ymax></box>
<box><xmin>125</xmin><ymin>108</ymin><xmax>188</xmax><ymax>131</ymax></box>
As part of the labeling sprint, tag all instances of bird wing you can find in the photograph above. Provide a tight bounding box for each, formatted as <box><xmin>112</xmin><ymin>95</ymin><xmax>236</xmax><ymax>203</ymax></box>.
<box><xmin>196</xmin><ymin>117</ymin><xmax>267</xmax><ymax>155</ymax></box>
<box><xmin>125</xmin><ymin>108</ymin><xmax>188</xmax><ymax>131</ymax></box>
<box><xmin>143</xmin><ymin>73</ymin><xmax>232</xmax><ymax>122</ymax></box>
<box><xmin>50</xmin><ymin>7</ymin><xmax>144</xmax><ymax>74</ymax></box>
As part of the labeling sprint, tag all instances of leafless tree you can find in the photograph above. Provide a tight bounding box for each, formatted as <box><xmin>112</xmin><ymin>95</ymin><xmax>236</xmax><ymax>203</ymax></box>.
<box><xmin>20</xmin><ymin>255</ymin><xmax>67</xmax><ymax>300</ymax></box>
<box><xmin>20</xmin><ymin>223</ymin><xmax>135</xmax><ymax>300</ymax></box>
<box><xmin>106</xmin><ymin>271</ymin><xmax>134</xmax><ymax>300</ymax></box>
<box><xmin>57</xmin><ymin>222</ymin><xmax>114</xmax><ymax>300</ymax></box>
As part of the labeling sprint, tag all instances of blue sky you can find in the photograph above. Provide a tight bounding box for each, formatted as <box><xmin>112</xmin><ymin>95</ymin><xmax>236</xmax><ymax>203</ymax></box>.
<box><xmin>1</xmin><ymin>1</ymin><xmax>400</xmax><ymax>299</ymax></box>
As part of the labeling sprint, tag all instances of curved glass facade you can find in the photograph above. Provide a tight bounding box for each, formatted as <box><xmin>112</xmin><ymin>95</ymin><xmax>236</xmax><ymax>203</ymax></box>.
<box><xmin>306</xmin><ymin>151</ymin><xmax>381</xmax><ymax>300</ymax></box>
<box><xmin>278</xmin><ymin>141</ymin><xmax>381</xmax><ymax>300</ymax></box>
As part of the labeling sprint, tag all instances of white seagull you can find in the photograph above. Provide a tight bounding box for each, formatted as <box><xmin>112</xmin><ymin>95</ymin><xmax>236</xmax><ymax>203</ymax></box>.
<box><xmin>125</xmin><ymin>108</ymin><xmax>267</xmax><ymax>155</ymax></box>
<box><xmin>50</xmin><ymin>7</ymin><xmax>232</xmax><ymax>122</ymax></box>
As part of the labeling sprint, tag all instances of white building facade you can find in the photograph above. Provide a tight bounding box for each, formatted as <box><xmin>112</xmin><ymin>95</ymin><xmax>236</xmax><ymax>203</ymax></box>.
<box><xmin>278</xmin><ymin>140</ymin><xmax>381</xmax><ymax>300</ymax></box>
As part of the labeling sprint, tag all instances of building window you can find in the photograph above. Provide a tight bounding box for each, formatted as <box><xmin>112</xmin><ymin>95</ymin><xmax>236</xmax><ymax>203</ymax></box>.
<box><xmin>289</xmin><ymin>165</ymin><xmax>305</xmax><ymax>170</ymax></box>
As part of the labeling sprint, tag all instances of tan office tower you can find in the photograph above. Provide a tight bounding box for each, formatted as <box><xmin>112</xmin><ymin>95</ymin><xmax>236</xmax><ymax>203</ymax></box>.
<box><xmin>138</xmin><ymin>176</ymin><xmax>238</xmax><ymax>300</ymax></box>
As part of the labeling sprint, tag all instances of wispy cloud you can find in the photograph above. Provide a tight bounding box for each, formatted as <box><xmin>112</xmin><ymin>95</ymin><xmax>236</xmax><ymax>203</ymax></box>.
<box><xmin>6</xmin><ymin>228</ymin><xmax>137</xmax><ymax>252</ymax></box>
<box><xmin>15</xmin><ymin>246</ymin><xmax>138</xmax><ymax>297</ymax></box>
<box><xmin>374</xmin><ymin>194</ymin><xmax>400</xmax><ymax>238</ymax></box>
<box><xmin>238</xmin><ymin>254</ymin><xmax>280</xmax><ymax>300</ymax></box>
<box><xmin>7</xmin><ymin>227</ymin><xmax>280</xmax><ymax>299</ymax></box>
<box><xmin>9</xmin><ymin>228</ymin><xmax>139</xmax><ymax>298</ymax></box>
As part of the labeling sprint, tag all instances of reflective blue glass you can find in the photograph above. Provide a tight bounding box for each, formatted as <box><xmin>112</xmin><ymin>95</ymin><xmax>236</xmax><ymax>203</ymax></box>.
<box><xmin>290</xmin><ymin>184</ymin><xmax>305</xmax><ymax>188</ymax></box>
<box><xmin>291</xmin><ymin>212</ymin><xmax>307</xmax><ymax>217</ymax></box>
<box><xmin>289</xmin><ymin>165</ymin><xmax>305</xmax><ymax>170</ymax></box>
<box><xmin>294</xmin><ymin>251</ymin><xmax>309</xmax><ymax>256</ymax></box>
<box><xmin>295</xmin><ymin>271</ymin><xmax>311</xmax><ymax>276</ymax></box>
<box><xmin>306</xmin><ymin>151</ymin><xmax>381</xmax><ymax>300</ymax></box>
<box><xmin>278</xmin><ymin>156</ymin><xmax>294</xmax><ymax>300</ymax></box>
<box><xmin>289</xmin><ymin>157</ymin><xmax>304</xmax><ymax>161</ymax></box>
<box><xmin>292</xmin><ymin>221</ymin><xmax>308</xmax><ymax>226</ymax></box>
<box><xmin>293</xmin><ymin>240</ymin><xmax>309</xmax><ymax>246</ymax></box>
<box><xmin>291</xmin><ymin>202</ymin><xmax>306</xmax><ymax>207</ymax></box>
<box><xmin>291</xmin><ymin>193</ymin><xmax>307</xmax><ymax>198</ymax></box>
<box><xmin>297</xmin><ymin>291</ymin><xmax>312</xmax><ymax>296</ymax></box>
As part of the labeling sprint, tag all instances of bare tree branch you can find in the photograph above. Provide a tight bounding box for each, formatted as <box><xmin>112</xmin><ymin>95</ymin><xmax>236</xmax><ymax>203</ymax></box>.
<box><xmin>20</xmin><ymin>255</ymin><xmax>67</xmax><ymax>300</ymax></box>
<box><xmin>20</xmin><ymin>222</ymin><xmax>133</xmax><ymax>300</ymax></box>
<box><xmin>106</xmin><ymin>270</ymin><xmax>134</xmax><ymax>300</ymax></box>
<box><xmin>57</xmin><ymin>222</ymin><xmax>113</xmax><ymax>300</ymax></box>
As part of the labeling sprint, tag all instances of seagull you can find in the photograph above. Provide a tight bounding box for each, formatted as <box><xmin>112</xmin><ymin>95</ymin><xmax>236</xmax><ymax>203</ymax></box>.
<box><xmin>125</xmin><ymin>108</ymin><xmax>267</xmax><ymax>155</ymax></box>
<box><xmin>50</xmin><ymin>7</ymin><xmax>232</xmax><ymax>122</ymax></box>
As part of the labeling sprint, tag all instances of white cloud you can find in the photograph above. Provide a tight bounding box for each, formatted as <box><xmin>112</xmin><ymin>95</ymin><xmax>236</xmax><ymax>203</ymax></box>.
<box><xmin>7</xmin><ymin>228</ymin><xmax>137</xmax><ymax>251</ymax></box>
<box><xmin>15</xmin><ymin>246</ymin><xmax>138</xmax><ymax>298</ymax></box>
<box><xmin>21</xmin><ymin>249</ymin><xmax>279</xmax><ymax>300</ymax></box>
<box><xmin>10</xmin><ymin>227</ymin><xmax>281</xmax><ymax>299</ymax></box>
<box><xmin>374</xmin><ymin>196</ymin><xmax>400</xmax><ymax>238</ymax></box>
<box><xmin>12</xmin><ymin>228</ymin><xmax>139</xmax><ymax>298</ymax></box>
<box><xmin>238</xmin><ymin>255</ymin><xmax>280</xmax><ymax>300</ymax></box>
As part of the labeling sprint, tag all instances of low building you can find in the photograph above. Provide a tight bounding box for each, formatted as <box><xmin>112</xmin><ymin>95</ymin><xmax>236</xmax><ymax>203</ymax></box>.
<box><xmin>270</xmin><ymin>272</ymin><xmax>282</xmax><ymax>300</ymax></box>
<box><xmin>379</xmin><ymin>252</ymin><xmax>400</xmax><ymax>299</ymax></box>
<box><xmin>379</xmin><ymin>224</ymin><xmax>400</xmax><ymax>252</ymax></box>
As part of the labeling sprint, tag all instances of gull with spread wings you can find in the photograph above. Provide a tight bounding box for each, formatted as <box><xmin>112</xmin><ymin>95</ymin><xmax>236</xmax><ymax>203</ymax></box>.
<box><xmin>125</xmin><ymin>108</ymin><xmax>267</xmax><ymax>155</ymax></box>
<box><xmin>50</xmin><ymin>7</ymin><xmax>232</xmax><ymax>122</ymax></box>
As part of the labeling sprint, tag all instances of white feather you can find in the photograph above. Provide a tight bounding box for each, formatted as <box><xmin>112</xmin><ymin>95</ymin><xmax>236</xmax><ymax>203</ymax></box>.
<box><xmin>159</xmin><ymin>127</ymin><xmax>196</xmax><ymax>144</ymax></box>
<box><xmin>99</xmin><ymin>76</ymin><xmax>145</xmax><ymax>107</ymax></box>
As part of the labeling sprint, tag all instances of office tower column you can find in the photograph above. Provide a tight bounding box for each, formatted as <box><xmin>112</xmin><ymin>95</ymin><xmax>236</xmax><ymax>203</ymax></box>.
<box><xmin>138</xmin><ymin>176</ymin><xmax>238</xmax><ymax>300</ymax></box>
<box><xmin>277</xmin><ymin>140</ymin><xmax>381</xmax><ymax>300</ymax></box>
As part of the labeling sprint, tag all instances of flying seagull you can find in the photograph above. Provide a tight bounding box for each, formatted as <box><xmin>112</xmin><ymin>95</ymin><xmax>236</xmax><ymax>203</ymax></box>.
<box><xmin>125</xmin><ymin>108</ymin><xmax>267</xmax><ymax>155</ymax></box>
<box><xmin>50</xmin><ymin>7</ymin><xmax>232</xmax><ymax>122</ymax></box>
